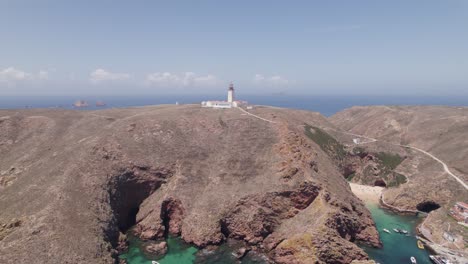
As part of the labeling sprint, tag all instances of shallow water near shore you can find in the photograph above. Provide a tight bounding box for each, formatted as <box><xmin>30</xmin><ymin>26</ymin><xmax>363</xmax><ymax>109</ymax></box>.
<box><xmin>120</xmin><ymin>203</ymin><xmax>432</xmax><ymax>264</ymax></box>
<box><xmin>119</xmin><ymin>235</ymin><xmax>197</xmax><ymax>264</ymax></box>
<box><xmin>119</xmin><ymin>235</ymin><xmax>268</xmax><ymax>264</ymax></box>
<box><xmin>362</xmin><ymin>203</ymin><xmax>431</xmax><ymax>264</ymax></box>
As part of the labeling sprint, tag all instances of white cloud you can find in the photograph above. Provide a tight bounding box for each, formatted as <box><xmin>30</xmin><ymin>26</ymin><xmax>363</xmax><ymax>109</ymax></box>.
<box><xmin>0</xmin><ymin>67</ymin><xmax>32</xmax><ymax>82</ymax></box>
<box><xmin>254</xmin><ymin>74</ymin><xmax>289</xmax><ymax>86</ymax></box>
<box><xmin>90</xmin><ymin>68</ymin><xmax>131</xmax><ymax>83</ymax></box>
<box><xmin>145</xmin><ymin>72</ymin><xmax>219</xmax><ymax>87</ymax></box>
<box><xmin>0</xmin><ymin>67</ymin><xmax>49</xmax><ymax>84</ymax></box>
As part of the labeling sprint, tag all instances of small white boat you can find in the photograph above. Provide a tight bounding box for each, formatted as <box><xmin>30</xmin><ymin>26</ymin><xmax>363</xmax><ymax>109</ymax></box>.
<box><xmin>410</xmin><ymin>256</ymin><xmax>417</xmax><ymax>264</ymax></box>
<box><xmin>393</xmin><ymin>228</ymin><xmax>400</xmax><ymax>233</ymax></box>
<box><xmin>152</xmin><ymin>261</ymin><xmax>160</xmax><ymax>264</ymax></box>
<box><xmin>383</xmin><ymin>228</ymin><xmax>391</xmax><ymax>233</ymax></box>
<box><xmin>401</xmin><ymin>229</ymin><xmax>408</xmax><ymax>234</ymax></box>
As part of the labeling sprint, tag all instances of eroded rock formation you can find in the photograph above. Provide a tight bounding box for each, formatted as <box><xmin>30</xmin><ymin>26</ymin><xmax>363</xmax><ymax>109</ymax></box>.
<box><xmin>0</xmin><ymin>105</ymin><xmax>381</xmax><ymax>264</ymax></box>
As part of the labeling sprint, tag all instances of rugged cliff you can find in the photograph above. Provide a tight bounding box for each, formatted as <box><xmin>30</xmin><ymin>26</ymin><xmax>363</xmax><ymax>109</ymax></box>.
<box><xmin>0</xmin><ymin>105</ymin><xmax>380</xmax><ymax>264</ymax></box>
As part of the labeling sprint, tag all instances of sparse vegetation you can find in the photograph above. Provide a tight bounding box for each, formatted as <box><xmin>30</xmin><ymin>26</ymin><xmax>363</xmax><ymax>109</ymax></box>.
<box><xmin>347</xmin><ymin>151</ymin><xmax>407</xmax><ymax>188</ymax></box>
<box><xmin>304</xmin><ymin>124</ymin><xmax>346</xmax><ymax>160</ymax></box>
<box><xmin>353</xmin><ymin>147</ymin><xmax>365</xmax><ymax>155</ymax></box>
<box><xmin>376</xmin><ymin>152</ymin><xmax>403</xmax><ymax>170</ymax></box>
<box><xmin>387</xmin><ymin>173</ymin><xmax>407</xmax><ymax>187</ymax></box>
<box><xmin>346</xmin><ymin>173</ymin><xmax>356</xmax><ymax>181</ymax></box>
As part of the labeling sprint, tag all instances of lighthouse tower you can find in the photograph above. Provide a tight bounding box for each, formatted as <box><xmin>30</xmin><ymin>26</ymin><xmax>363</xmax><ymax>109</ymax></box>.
<box><xmin>227</xmin><ymin>83</ymin><xmax>235</xmax><ymax>103</ymax></box>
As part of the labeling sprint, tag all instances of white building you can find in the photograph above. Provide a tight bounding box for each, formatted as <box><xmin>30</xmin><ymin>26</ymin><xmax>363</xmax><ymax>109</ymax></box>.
<box><xmin>201</xmin><ymin>101</ymin><xmax>233</xmax><ymax>108</ymax></box>
<box><xmin>201</xmin><ymin>83</ymin><xmax>247</xmax><ymax>109</ymax></box>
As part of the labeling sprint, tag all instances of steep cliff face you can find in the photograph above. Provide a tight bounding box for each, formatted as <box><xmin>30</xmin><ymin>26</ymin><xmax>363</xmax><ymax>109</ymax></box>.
<box><xmin>0</xmin><ymin>105</ymin><xmax>380</xmax><ymax>264</ymax></box>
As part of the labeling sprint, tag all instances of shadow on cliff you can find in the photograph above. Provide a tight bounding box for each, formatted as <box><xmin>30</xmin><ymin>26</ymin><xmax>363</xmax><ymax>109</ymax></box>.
<box><xmin>105</xmin><ymin>165</ymin><xmax>173</xmax><ymax>251</ymax></box>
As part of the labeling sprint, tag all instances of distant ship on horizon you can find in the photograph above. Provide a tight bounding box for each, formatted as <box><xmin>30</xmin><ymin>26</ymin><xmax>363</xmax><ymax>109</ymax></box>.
<box><xmin>73</xmin><ymin>100</ymin><xmax>89</xmax><ymax>108</ymax></box>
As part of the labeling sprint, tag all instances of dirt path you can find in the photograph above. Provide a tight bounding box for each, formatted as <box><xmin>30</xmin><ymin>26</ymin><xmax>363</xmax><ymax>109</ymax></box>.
<box><xmin>237</xmin><ymin>107</ymin><xmax>277</xmax><ymax>123</ymax></box>
<box><xmin>324</xmin><ymin>127</ymin><xmax>468</xmax><ymax>190</ymax></box>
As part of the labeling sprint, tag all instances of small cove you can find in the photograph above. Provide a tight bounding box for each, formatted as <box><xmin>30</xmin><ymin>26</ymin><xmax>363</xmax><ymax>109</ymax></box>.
<box><xmin>119</xmin><ymin>203</ymin><xmax>432</xmax><ymax>264</ymax></box>
<box><xmin>362</xmin><ymin>203</ymin><xmax>431</xmax><ymax>264</ymax></box>
<box><xmin>119</xmin><ymin>234</ymin><xmax>269</xmax><ymax>264</ymax></box>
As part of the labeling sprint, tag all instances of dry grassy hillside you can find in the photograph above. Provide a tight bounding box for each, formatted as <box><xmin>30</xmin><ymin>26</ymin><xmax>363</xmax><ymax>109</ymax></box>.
<box><xmin>331</xmin><ymin>106</ymin><xmax>468</xmax><ymax>178</ymax></box>
<box><xmin>330</xmin><ymin>106</ymin><xmax>468</xmax><ymax>250</ymax></box>
<box><xmin>0</xmin><ymin>105</ymin><xmax>380</xmax><ymax>264</ymax></box>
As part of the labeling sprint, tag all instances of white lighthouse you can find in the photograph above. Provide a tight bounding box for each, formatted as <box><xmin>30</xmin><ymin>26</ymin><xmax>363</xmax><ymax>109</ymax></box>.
<box><xmin>201</xmin><ymin>82</ymin><xmax>247</xmax><ymax>108</ymax></box>
<box><xmin>227</xmin><ymin>83</ymin><xmax>235</xmax><ymax>103</ymax></box>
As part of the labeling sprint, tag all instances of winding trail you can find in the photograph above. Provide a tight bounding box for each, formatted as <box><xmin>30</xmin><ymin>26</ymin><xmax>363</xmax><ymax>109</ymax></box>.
<box><xmin>324</xmin><ymin>127</ymin><xmax>468</xmax><ymax>190</ymax></box>
<box><xmin>240</xmin><ymin>106</ymin><xmax>467</xmax><ymax>190</ymax></box>
<box><xmin>397</xmin><ymin>144</ymin><xmax>468</xmax><ymax>190</ymax></box>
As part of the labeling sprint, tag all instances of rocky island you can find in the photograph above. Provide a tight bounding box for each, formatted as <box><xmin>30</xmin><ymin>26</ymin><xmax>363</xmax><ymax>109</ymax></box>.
<box><xmin>0</xmin><ymin>104</ymin><xmax>466</xmax><ymax>263</ymax></box>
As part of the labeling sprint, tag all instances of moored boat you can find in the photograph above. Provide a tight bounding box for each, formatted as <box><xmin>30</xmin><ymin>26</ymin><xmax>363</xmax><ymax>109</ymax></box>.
<box><xmin>417</xmin><ymin>240</ymin><xmax>424</xmax><ymax>249</ymax></box>
<box><xmin>393</xmin><ymin>228</ymin><xmax>400</xmax><ymax>233</ymax></box>
<box><xmin>401</xmin><ymin>229</ymin><xmax>408</xmax><ymax>234</ymax></box>
<box><xmin>410</xmin><ymin>256</ymin><xmax>417</xmax><ymax>264</ymax></box>
<box><xmin>383</xmin><ymin>228</ymin><xmax>391</xmax><ymax>233</ymax></box>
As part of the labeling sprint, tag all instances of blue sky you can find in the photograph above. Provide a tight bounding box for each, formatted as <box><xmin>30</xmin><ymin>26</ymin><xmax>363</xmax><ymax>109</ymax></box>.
<box><xmin>0</xmin><ymin>0</ymin><xmax>467</xmax><ymax>95</ymax></box>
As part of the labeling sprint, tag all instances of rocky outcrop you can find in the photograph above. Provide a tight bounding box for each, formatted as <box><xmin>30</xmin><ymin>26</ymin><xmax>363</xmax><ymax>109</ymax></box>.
<box><xmin>221</xmin><ymin>182</ymin><xmax>321</xmax><ymax>244</ymax></box>
<box><xmin>161</xmin><ymin>198</ymin><xmax>184</xmax><ymax>236</ymax></box>
<box><xmin>0</xmin><ymin>218</ymin><xmax>22</xmax><ymax>241</ymax></box>
<box><xmin>331</xmin><ymin>106</ymin><xmax>468</xmax><ymax>259</ymax></box>
<box><xmin>330</xmin><ymin>105</ymin><xmax>468</xmax><ymax>200</ymax></box>
<box><xmin>116</xmin><ymin>232</ymin><xmax>129</xmax><ymax>253</ymax></box>
<box><xmin>144</xmin><ymin>241</ymin><xmax>168</xmax><ymax>257</ymax></box>
<box><xmin>0</xmin><ymin>105</ymin><xmax>381</xmax><ymax>264</ymax></box>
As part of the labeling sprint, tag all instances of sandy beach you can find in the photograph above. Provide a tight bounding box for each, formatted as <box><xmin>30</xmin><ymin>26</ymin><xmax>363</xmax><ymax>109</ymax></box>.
<box><xmin>349</xmin><ymin>183</ymin><xmax>383</xmax><ymax>204</ymax></box>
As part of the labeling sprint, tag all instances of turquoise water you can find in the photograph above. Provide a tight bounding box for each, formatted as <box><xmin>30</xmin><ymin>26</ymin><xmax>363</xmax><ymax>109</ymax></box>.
<box><xmin>119</xmin><ymin>236</ymin><xmax>197</xmax><ymax>264</ymax></box>
<box><xmin>362</xmin><ymin>203</ymin><xmax>431</xmax><ymax>264</ymax></box>
<box><xmin>119</xmin><ymin>235</ymin><xmax>267</xmax><ymax>264</ymax></box>
<box><xmin>120</xmin><ymin>204</ymin><xmax>431</xmax><ymax>264</ymax></box>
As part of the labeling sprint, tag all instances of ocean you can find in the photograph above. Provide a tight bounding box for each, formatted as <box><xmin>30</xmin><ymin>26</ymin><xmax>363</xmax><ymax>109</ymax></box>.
<box><xmin>0</xmin><ymin>94</ymin><xmax>467</xmax><ymax>116</ymax></box>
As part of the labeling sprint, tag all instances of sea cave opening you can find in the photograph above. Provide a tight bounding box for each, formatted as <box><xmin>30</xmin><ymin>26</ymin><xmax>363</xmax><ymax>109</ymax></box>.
<box><xmin>109</xmin><ymin>168</ymin><xmax>166</xmax><ymax>233</ymax></box>
<box><xmin>124</xmin><ymin>206</ymin><xmax>140</xmax><ymax>231</ymax></box>
<box><xmin>374</xmin><ymin>179</ymin><xmax>387</xmax><ymax>187</ymax></box>
<box><xmin>416</xmin><ymin>201</ymin><xmax>441</xmax><ymax>213</ymax></box>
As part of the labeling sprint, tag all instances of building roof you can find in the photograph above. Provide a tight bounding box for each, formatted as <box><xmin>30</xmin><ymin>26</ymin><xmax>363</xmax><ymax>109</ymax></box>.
<box><xmin>456</xmin><ymin>202</ymin><xmax>468</xmax><ymax>209</ymax></box>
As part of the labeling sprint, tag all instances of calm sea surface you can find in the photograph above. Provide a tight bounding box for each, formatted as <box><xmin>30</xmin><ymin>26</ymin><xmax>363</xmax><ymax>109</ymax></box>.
<box><xmin>363</xmin><ymin>203</ymin><xmax>431</xmax><ymax>264</ymax></box>
<box><xmin>1</xmin><ymin>94</ymin><xmax>467</xmax><ymax>116</ymax></box>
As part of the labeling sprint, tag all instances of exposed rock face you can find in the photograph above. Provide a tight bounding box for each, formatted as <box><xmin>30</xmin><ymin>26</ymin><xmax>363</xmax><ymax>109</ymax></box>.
<box><xmin>330</xmin><ymin>106</ymin><xmax>468</xmax><ymax>249</ymax></box>
<box><xmin>0</xmin><ymin>218</ymin><xmax>22</xmax><ymax>241</ymax></box>
<box><xmin>221</xmin><ymin>182</ymin><xmax>321</xmax><ymax>245</ymax></box>
<box><xmin>0</xmin><ymin>105</ymin><xmax>380</xmax><ymax>263</ymax></box>
<box><xmin>144</xmin><ymin>241</ymin><xmax>168</xmax><ymax>257</ymax></box>
<box><xmin>161</xmin><ymin>198</ymin><xmax>184</xmax><ymax>236</ymax></box>
<box><xmin>330</xmin><ymin>106</ymin><xmax>468</xmax><ymax>203</ymax></box>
